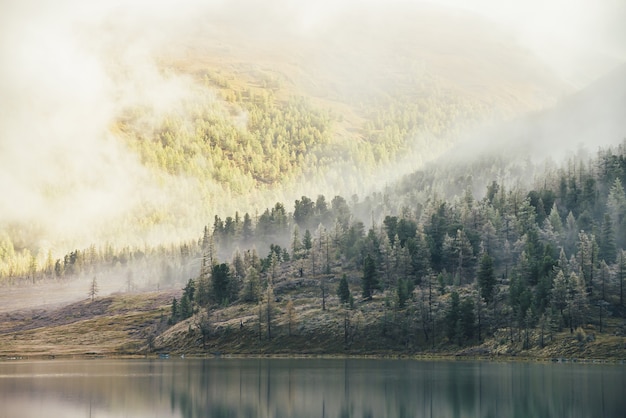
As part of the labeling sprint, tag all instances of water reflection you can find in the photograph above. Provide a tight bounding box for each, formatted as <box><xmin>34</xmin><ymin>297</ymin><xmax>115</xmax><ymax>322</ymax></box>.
<box><xmin>0</xmin><ymin>358</ymin><xmax>624</xmax><ymax>417</ymax></box>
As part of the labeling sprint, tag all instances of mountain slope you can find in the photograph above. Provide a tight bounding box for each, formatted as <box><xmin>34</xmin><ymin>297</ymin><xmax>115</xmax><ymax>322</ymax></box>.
<box><xmin>0</xmin><ymin>2</ymin><xmax>569</xmax><ymax>261</ymax></box>
<box><xmin>447</xmin><ymin>63</ymin><xmax>626</xmax><ymax>164</ymax></box>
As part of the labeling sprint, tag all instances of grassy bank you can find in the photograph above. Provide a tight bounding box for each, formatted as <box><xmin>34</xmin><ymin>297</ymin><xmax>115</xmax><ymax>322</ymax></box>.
<box><xmin>1</xmin><ymin>289</ymin><xmax>624</xmax><ymax>362</ymax></box>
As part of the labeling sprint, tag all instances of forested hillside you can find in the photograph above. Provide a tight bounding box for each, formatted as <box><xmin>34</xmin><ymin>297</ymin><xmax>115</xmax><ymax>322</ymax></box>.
<box><xmin>155</xmin><ymin>140</ymin><xmax>626</xmax><ymax>353</ymax></box>
<box><xmin>5</xmin><ymin>141</ymin><xmax>624</xmax><ymax>356</ymax></box>
<box><xmin>3</xmin><ymin>1</ymin><xmax>624</xmax><ymax>358</ymax></box>
<box><xmin>0</xmin><ymin>2</ymin><xmax>568</xmax><ymax>263</ymax></box>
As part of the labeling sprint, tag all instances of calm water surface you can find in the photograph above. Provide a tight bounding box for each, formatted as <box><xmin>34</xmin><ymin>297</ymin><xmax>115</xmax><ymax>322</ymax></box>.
<box><xmin>0</xmin><ymin>358</ymin><xmax>624</xmax><ymax>417</ymax></box>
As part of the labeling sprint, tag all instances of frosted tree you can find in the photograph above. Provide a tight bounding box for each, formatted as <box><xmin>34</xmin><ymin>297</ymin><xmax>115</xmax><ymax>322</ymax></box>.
<box><xmin>88</xmin><ymin>276</ymin><xmax>99</xmax><ymax>302</ymax></box>
<box><xmin>577</xmin><ymin>231</ymin><xmax>597</xmax><ymax>295</ymax></box>
<box><xmin>480</xmin><ymin>220</ymin><xmax>498</xmax><ymax>256</ymax></box>
<box><xmin>618</xmin><ymin>250</ymin><xmax>626</xmax><ymax>307</ymax></box>
<box><xmin>240</xmin><ymin>267</ymin><xmax>261</xmax><ymax>303</ymax></box>
<box><xmin>477</xmin><ymin>253</ymin><xmax>496</xmax><ymax>304</ymax></box>
<box><xmin>563</xmin><ymin>212</ymin><xmax>578</xmax><ymax>255</ymax></box>
<box><xmin>547</xmin><ymin>202</ymin><xmax>563</xmax><ymax>236</ymax></box>
<box><xmin>607</xmin><ymin>178</ymin><xmax>626</xmax><ymax>227</ymax></box>
<box><xmin>598</xmin><ymin>214</ymin><xmax>616</xmax><ymax>264</ymax></box>
<box><xmin>566</xmin><ymin>272</ymin><xmax>588</xmax><ymax>332</ymax></box>
<box><xmin>551</xmin><ymin>270</ymin><xmax>568</xmax><ymax>325</ymax></box>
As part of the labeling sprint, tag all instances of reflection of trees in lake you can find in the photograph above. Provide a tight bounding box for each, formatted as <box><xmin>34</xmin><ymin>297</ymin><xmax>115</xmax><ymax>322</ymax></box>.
<box><xmin>0</xmin><ymin>359</ymin><xmax>623</xmax><ymax>417</ymax></box>
<box><xmin>164</xmin><ymin>359</ymin><xmax>626</xmax><ymax>418</ymax></box>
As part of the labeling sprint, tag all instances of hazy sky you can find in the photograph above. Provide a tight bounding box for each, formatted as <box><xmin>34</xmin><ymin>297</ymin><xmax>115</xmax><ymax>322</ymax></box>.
<box><xmin>296</xmin><ymin>0</ymin><xmax>626</xmax><ymax>84</ymax></box>
<box><xmin>439</xmin><ymin>0</ymin><xmax>626</xmax><ymax>84</ymax></box>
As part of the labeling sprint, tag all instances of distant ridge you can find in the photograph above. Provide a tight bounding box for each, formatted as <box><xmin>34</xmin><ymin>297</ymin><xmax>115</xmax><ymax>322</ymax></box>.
<box><xmin>446</xmin><ymin>63</ymin><xmax>626</xmax><ymax>162</ymax></box>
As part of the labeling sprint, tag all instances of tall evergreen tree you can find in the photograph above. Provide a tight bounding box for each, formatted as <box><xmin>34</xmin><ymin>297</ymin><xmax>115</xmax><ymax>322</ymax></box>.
<box><xmin>459</xmin><ymin>297</ymin><xmax>476</xmax><ymax>342</ymax></box>
<box><xmin>196</xmin><ymin>254</ymin><xmax>211</xmax><ymax>307</ymax></box>
<box><xmin>361</xmin><ymin>254</ymin><xmax>380</xmax><ymax>300</ymax></box>
<box><xmin>337</xmin><ymin>274</ymin><xmax>351</xmax><ymax>305</ymax></box>
<box><xmin>618</xmin><ymin>250</ymin><xmax>626</xmax><ymax>307</ymax></box>
<box><xmin>88</xmin><ymin>276</ymin><xmax>98</xmax><ymax>302</ymax></box>
<box><xmin>607</xmin><ymin>178</ymin><xmax>626</xmax><ymax>248</ymax></box>
<box><xmin>445</xmin><ymin>291</ymin><xmax>460</xmax><ymax>342</ymax></box>
<box><xmin>598</xmin><ymin>214</ymin><xmax>617</xmax><ymax>263</ymax></box>
<box><xmin>211</xmin><ymin>263</ymin><xmax>232</xmax><ymax>305</ymax></box>
<box><xmin>240</xmin><ymin>267</ymin><xmax>261</xmax><ymax>303</ymax></box>
<box><xmin>551</xmin><ymin>270</ymin><xmax>568</xmax><ymax>322</ymax></box>
<box><xmin>477</xmin><ymin>253</ymin><xmax>496</xmax><ymax>303</ymax></box>
<box><xmin>242</xmin><ymin>212</ymin><xmax>254</xmax><ymax>242</ymax></box>
<box><xmin>303</xmin><ymin>229</ymin><xmax>313</xmax><ymax>251</ymax></box>
<box><xmin>179</xmin><ymin>294</ymin><xmax>192</xmax><ymax>319</ymax></box>
<box><xmin>397</xmin><ymin>277</ymin><xmax>410</xmax><ymax>309</ymax></box>
<box><xmin>170</xmin><ymin>297</ymin><xmax>179</xmax><ymax>323</ymax></box>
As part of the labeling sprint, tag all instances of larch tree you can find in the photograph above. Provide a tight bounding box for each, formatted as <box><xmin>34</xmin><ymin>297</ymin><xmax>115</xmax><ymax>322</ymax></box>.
<box><xmin>88</xmin><ymin>276</ymin><xmax>98</xmax><ymax>302</ymax></box>
<box><xmin>598</xmin><ymin>214</ymin><xmax>617</xmax><ymax>264</ymax></box>
<box><xmin>577</xmin><ymin>231</ymin><xmax>597</xmax><ymax>295</ymax></box>
<box><xmin>477</xmin><ymin>252</ymin><xmax>496</xmax><ymax>304</ymax></box>
<box><xmin>618</xmin><ymin>250</ymin><xmax>626</xmax><ymax>307</ymax></box>
<box><xmin>240</xmin><ymin>267</ymin><xmax>261</xmax><ymax>303</ymax></box>
<box><xmin>551</xmin><ymin>270</ymin><xmax>568</xmax><ymax>323</ymax></box>
<box><xmin>607</xmin><ymin>178</ymin><xmax>626</xmax><ymax>249</ymax></box>
<box><xmin>265</xmin><ymin>281</ymin><xmax>274</xmax><ymax>340</ymax></box>
<box><xmin>195</xmin><ymin>310</ymin><xmax>212</xmax><ymax>349</ymax></box>
<box><xmin>445</xmin><ymin>291</ymin><xmax>460</xmax><ymax>342</ymax></box>
<box><xmin>337</xmin><ymin>274</ymin><xmax>351</xmax><ymax>305</ymax></box>
<box><xmin>291</xmin><ymin>226</ymin><xmax>302</xmax><ymax>259</ymax></box>
<box><xmin>459</xmin><ymin>297</ymin><xmax>476</xmax><ymax>343</ymax></box>
<box><xmin>361</xmin><ymin>254</ymin><xmax>380</xmax><ymax>300</ymax></box>
<box><xmin>211</xmin><ymin>263</ymin><xmax>232</xmax><ymax>305</ymax></box>
<box><xmin>303</xmin><ymin>228</ymin><xmax>313</xmax><ymax>250</ymax></box>
<box><xmin>286</xmin><ymin>299</ymin><xmax>296</xmax><ymax>337</ymax></box>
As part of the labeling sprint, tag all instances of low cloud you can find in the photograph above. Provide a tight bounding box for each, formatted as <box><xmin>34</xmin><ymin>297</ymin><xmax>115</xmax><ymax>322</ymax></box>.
<box><xmin>1</xmin><ymin>0</ymin><xmax>622</xmax><ymax>255</ymax></box>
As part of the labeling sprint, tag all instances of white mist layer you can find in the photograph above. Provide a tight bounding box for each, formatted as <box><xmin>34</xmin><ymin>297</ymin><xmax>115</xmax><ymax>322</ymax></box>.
<box><xmin>1</xmin><ymin>0</ymin><xmax>623</xmax><ymax>256</ymax></box>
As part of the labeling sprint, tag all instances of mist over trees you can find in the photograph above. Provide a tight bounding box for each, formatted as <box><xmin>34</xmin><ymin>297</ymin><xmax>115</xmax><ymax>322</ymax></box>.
<box><xmin>2</xmin><ymin>118</ymin><xmax>626</xmax><ymax>350</ymax></box>
<box><xmin>179</xmin><ymin>140</ymin><xmax>625</xmax><ymax>348</ymax></box>
<box><xmin>3</xmin><ymin>0</ymin><xmax>586</xmax><ymax>261</ymax></box>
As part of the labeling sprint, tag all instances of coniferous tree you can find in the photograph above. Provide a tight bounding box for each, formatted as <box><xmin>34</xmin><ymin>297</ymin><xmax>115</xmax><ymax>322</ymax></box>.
<box><xmin>338</xmin><ymin>274</ymin><xmax>351</xmax><ymax>305</ymax></box>
<box><xmin>232</xmin><ymin>250</ymin><xmax>246</xmax><ymax>280</ymax></box>
<box><xmin>477</xmin><ymin>253</ymin><xmax>496</xmax><ymax>303</ymax></box>
<box><xmin>551</xmin><ymin>270</ymin><xmax>568</xmax><ymax>325</ymax></box>
<box><xmin>407</xmin><ymin>230</ymin><xmax>431</xmax><ymax>284</ymax></box>
<box><xmin>179</xmin><ymin>294</ymin><xmax>192</xmax><ymax>319</ymax></box>
<box><xmin>459</xmin><ymin>297</ymin><xmax>476</xmax><ymax>343</ymax></box>
<box><xmin>170</xmin><ymin>297</ymin><xmax>179</xmax><ymax>324</ymax></box>
<box><xmin>240</xmin><ymin>267</ymin><xmax>261</xmax><ymax>303</ymax></box>
<box><xmin>607</xmin><ymin>178</ymin><xmax>626</xmax><ymax>248</ymax></box>
<box><xmin>598</xmin><ymin>214</ymin><xmax>616</xmax><ymax>264</ymax></box>
<box><xmin>183</xmin><ymin>278</ymin><xmax>195</xmax><ymax>304</ymax></box>
<box><xmin>619</xmin><ymin>250</ymin><xmax>626</xmax><ymax>308</ymax></box>
<box><xmin>88</xmin><ymin>276</ymin><xmax>98</xmax><ymax>302</ymax></box>
<box><xmin>361</xmin><ymin>254</ymin><xmax>380</xmax><ymax>300</ymax></box>
<box><xmin>195</xmin><ymin>310</ymin><xmax>211</xmax><ymax>349</ymax></box>
<box><xmin>303</xmin><ymin>229</ymin><xmax>313</xmax><ymax>252</ymax></box>
<box><xmin>291</xmin><ymin>226</ymin><xmax>302</xmax><ymax>259</ymax></box>
<box><xmin>242</xmin><ymin>213</ymin><xmax>254</xmax><ymax>243</ymax></box>
<box><xmin>196</xmin><ymin>255</ymin><xmax>211</xmax><ymax>307</ymax></box>
<box><xmin>294</xmin><ymin>196</ymin><xmax>315</xmax><ymax>229</ymax></box>
<box><xmin>445</xmin><ymin>291</ymin><xmax>460</xmax><ymax>342</ymax></box>
<box><xmin>548</xmin><ymin>202</ymin><xmax>563</xmax><ymax>236</ymax></box>
<box><xmin>397</xmin><ymin>277</ymin><xmax>410</xmax><ymax>309</ymax></box>
<box><xmin>286</xmin><ymin>299</ymin><xmax>296</xmax><ymax>336</ymax></box>
<box><xmin>211</xmin><ymin>263</ymin><xmax>232</xmax><ymax>305</ymax></box>
<box><xmin>265</xmin><ymin>281</ymin><xmax>274</xmax><ymax>340</ymax></box>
